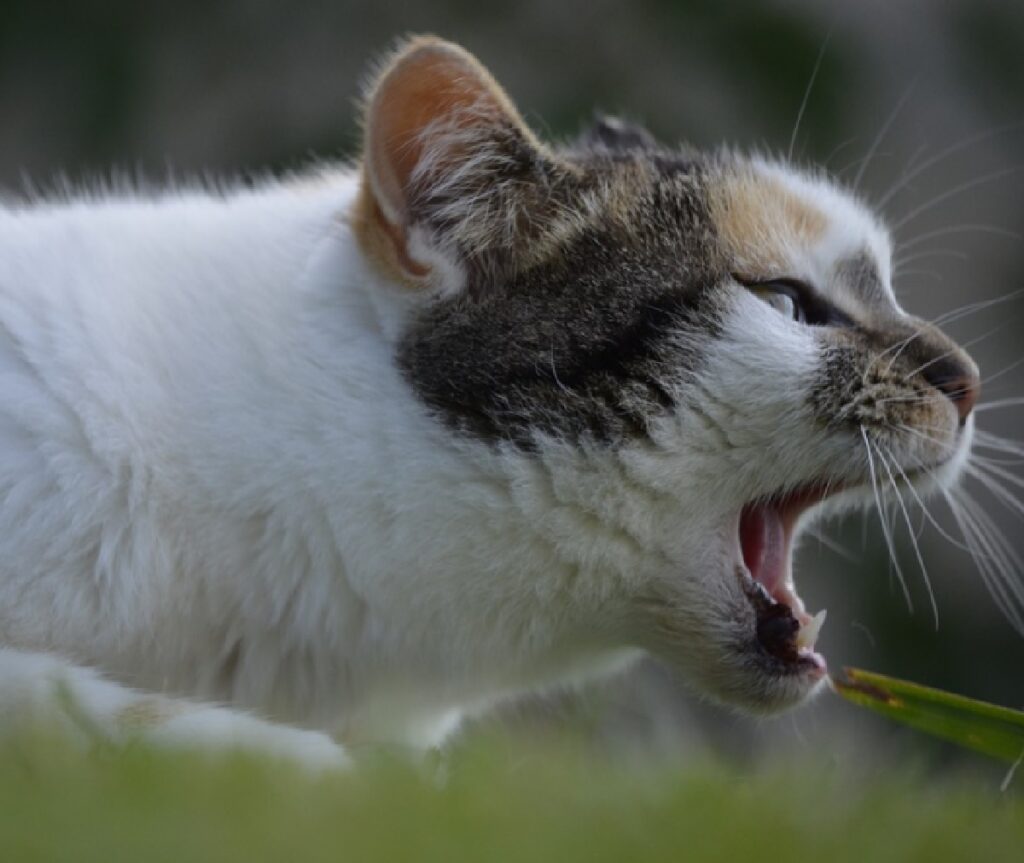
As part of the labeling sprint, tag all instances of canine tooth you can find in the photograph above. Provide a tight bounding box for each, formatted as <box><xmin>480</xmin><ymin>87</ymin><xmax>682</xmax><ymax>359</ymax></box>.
<box><xmin>796</xmin><ymin>609</ymin><xmax>827</xmax><ymax>650</ymax></box>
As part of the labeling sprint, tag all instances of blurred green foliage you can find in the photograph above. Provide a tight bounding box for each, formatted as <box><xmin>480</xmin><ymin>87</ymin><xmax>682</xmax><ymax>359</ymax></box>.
<box><xmin>2</xmin><ymin>730</ymin><xmax>1022</xmax><ymax>862</ymax></box>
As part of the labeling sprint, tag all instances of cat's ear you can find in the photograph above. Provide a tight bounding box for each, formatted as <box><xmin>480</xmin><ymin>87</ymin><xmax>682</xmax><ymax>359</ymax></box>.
<box><xmin>577</xmin><ymin>115</ymin><xmax>657</xmax><ymax>152</ymax></box>
<box><xmin>356</xmin><ymin>36</ymin><xmax>567</xmax><ymax>286</ymax></box>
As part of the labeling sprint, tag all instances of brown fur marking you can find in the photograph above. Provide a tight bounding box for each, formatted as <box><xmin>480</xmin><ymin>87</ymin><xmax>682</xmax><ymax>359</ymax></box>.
<box><xmin>709</xmin><ymin>169</ymin><xmax>828</xmax><ymax>275</ymax></box>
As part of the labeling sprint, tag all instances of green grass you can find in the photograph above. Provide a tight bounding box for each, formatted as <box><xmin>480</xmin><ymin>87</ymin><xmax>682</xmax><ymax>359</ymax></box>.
<box><xmin>1</xmin><ymin>730</ymin><xmax>1021</xmax><ymax>862</ymax></box>
<box><xmin>833</xmin><ymin>667</ymin><xmax>1024</xmax><ymax>763</ymax></box>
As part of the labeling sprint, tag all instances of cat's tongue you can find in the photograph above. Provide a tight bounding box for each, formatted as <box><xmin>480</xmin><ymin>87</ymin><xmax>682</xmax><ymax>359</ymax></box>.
<box><xmin>739</xmin><ymin>502</ymin><xmax>809</xmax><ymax>623</ymax></box>
<box><xmin>739</xmin><ymin>493</ymin><xmax>829</xmax><ymax>667</ymax></box>
<box><xmin>739</xmin><ymin>504</ymin><xmax>787</xmax><ymax>596</ymax></box>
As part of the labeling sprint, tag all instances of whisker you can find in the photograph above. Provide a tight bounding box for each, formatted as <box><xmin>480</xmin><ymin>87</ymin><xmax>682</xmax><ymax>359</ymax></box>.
<box><xmin>901</xmin><ymin>326</ymin><xmax>1003</xmax><ymax>382</ymax></box>
<box><xmin>893</xmin><ymin>248</ymin><xmax>970</xmax><ymax>269</ymax></box>
<box><xmin>971</xmin><ymin>453</ymin><xmax>1024</xmax><ymax>469</ymax></box>
<box><xmin>977</xmin><ymin>354</ymin><xmax>1024</xmax><ymax>389</ymax></box>
<box><xmin>788</xmin><ymin>27</ymin><xmax>833</xmax><ymax>162</ymax></box>
<box><xmin>896</xmin><ymin>223</ymin><xmax>1021</xmax><ymax>254</ymax></box>
<box><xmin>889</xmin><ymin>451</ymin><xmax>981</xmax><ymax>553</ymax></box>
<box><xmin>971</xmin><ymin>451</ymin><xmax>1024</xmax><ymax>468</ymax></box>
<box><xmin>975</xmin><ymin>430</ymin><xmax>1024</xmax><ymax>458</ymax></box>
<box><xmin>893</xmin><ymin>268</ymin><xmax>944</xmax><ymax>283</ymax></box>
<box><xmin>949</xmin><ymin>488</ymin><xmax>1024</xmax><ymax>634</ymax></box>
<box><xmin>891</xmin><ymin>166</ymin><xmax>1024</xmax><ymax>233</ymax></box>
<box><xmin>873</xmin><ymin>396</ymin><xmax>934</xmax><ymax>407</ymax></box>
<box><xmin>965</xmin><ymin>492</ymin><xmax>1024</xmax><ymax>609</ymax></box>
<box><xmin>968</xmin><ymin>458</ymin><xmax>1024</xmax><ymax>495</ymax></box>
<box><xmin>805</xmin><ymin>526</ymin><xmax>858</xmax><ymax>562</ymax></box>
<box><xmin>884</xmin><ymin>141</ymin><xmax>930</xmax><ymax>200</ymax></box>
<box><xmin>822</xmin><ymin>136</ymin><xmax>859</xmax><ymax>170</ymax></box>
<box><xmin>967</xmin><ymin>463</ymin><xmax>1024</xmax><ymax>519</ymax></box>
<box><xmin>877</xmin><ymin>119</ymin><xmax>1024</xmax><ymax>210</ymax></box>
<box><xmin>876</xmin><ymin>441</ymin><xmax>939</xmax><ymax>628</ymax></box>
<box><xmin>850</xmin><ymin>619</ymin><xmax>878</xmax><ymax>649</ymax></box>
<box><xmin>861</xmin><ymin>426</ymin><xmax>914</xmax><ymax>613</ymax></box>
<box><xmin>974</xmin><ymin>397</ymin><xmax>1024</xmax><ymax>413</ymax></box>
<box><xmin>880</xmin><ymin>358</ymin><xmax>1024</xmax><ymax>409</ymax></box>
<box><xmin>852</xmin><ymin>84</ymin><xmax>917</xmax><ymax>191</ymax></box>
<box><xmin>942</xmin><ymin>489</ymin><xmax>1023</xmax><ymax>634</ymax></box>
<box><xmin>890</xmin><ymin>421</ymin><xmax>953</xmax><ymax>449</ymax></box>
<box><xmin>871</xmin><ymin>292</ymin><xmax>1020</xmax><ymax>377</ymax></box>
<box><xmin>922</xmin><ymin>288</ymin><xmax>1024</xmax><ymax>331</ymax></box>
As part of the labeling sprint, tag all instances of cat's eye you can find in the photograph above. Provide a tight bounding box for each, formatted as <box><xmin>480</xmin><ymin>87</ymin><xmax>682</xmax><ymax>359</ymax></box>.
<box><xmin>749</xmin><ymin>284</ymin><xmax>804</xmax><ymax>323</ymax></box>
<box><xmin>735</xmin><ymin>276</ymin><xmax>853</xmax><ymax>328</ymax></box>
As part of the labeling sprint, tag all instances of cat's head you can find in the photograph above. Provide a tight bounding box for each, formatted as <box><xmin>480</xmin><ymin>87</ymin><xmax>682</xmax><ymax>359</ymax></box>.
<box><xmin>351</xmin><ymin>37</ymin><xmax>980</xmax><ymax>712</ymax></box>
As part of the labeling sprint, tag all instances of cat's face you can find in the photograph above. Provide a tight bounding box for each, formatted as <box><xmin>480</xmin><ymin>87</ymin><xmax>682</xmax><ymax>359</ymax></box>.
<box><xmin>354</xmin><ymin>38</ymin><xmax>979</xmax><ymax>711</ymax></box>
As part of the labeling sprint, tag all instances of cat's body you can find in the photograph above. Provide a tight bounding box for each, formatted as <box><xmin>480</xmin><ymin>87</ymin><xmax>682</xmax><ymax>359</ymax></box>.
<box><xmin>0</xmin><ymin>38</ymin><xmax>985</xmax><ymax>764</ymax></box>
<box><xmin>0</xmin><ymin>169</ymin><xmax>654</xmax><ymax>758</ymax></box>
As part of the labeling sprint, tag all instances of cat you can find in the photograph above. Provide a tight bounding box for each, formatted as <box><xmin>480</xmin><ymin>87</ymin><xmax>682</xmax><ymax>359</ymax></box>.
<box><xmin>0</xmin><ymin>35</ymin><xmax>986</xmax><ymax>766</ymax></box>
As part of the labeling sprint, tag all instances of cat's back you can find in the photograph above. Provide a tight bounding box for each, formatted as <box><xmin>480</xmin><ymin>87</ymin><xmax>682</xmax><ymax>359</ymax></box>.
<box><xmin>0</xmin><ymin>171</ymin><xmax>360</xmax><ymax>657</ymax></box>
<box><xmin>0</xmin><ymin>173</ymin><xmax>353</xmax><ymax>317</ymax></box>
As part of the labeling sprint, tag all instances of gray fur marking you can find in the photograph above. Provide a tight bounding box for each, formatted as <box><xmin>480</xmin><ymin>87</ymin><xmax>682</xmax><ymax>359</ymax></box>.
<box><xmin>398</xmin><ymin>143</ymin><xmax>727</xmax><ymax>448</ymax></box>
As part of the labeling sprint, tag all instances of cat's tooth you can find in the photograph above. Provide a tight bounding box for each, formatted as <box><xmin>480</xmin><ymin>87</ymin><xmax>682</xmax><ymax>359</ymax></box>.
<box><xmin>796</xmin><ymin>609</ymin><xmax>827</xmax><ymax>650</ymax></box>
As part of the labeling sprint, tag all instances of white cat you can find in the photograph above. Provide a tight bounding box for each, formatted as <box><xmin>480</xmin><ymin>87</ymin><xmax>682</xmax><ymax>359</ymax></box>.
<box><xmin>0</xmin><ymin>37</ymin><xmax>987</xmax><ymax>766</ymax></box>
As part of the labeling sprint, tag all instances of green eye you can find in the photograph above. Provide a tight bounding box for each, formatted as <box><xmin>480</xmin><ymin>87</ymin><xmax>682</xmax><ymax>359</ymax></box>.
<box><xmin>749</xmin><ymin>283</ymin><xmax>805</xmax><ymax>323</ymax></box>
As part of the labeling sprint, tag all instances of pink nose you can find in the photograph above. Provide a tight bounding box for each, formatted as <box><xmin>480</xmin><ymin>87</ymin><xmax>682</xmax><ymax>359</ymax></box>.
<box><xmin>923</xmin><ymin>361</ymin><xmax>980</xmax><ymax>424</ymax></box>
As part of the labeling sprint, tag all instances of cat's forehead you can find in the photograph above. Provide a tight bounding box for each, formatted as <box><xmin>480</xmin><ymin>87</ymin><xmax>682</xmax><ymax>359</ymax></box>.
<box><xmin>706</xmin><ymin>154</ymin><xmax>896</xmax><ymax>312</ymax></box>
<box><xmin>560</xmin><ymin>140</ymin><xmax>895</xmax><ymax>316</ymax></box>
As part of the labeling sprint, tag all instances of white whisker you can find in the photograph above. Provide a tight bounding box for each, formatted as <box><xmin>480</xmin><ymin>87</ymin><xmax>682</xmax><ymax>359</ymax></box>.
<box><xmin>968</xmin><ymin>458</ymin><xmax>1024</xmax><ymax>496</ymax></box>
<box><xmin>880</xmin><ymin>294</ymin><xmax>1022</xmax><ymax>378</ymax></box>
<box><xmin>788</xmin><ymin>27</ymin><xmax>833</xmax><ymax>162</ymax></box>
<box><xmin>891</xmin><ymin>166</ymin><xmax>1024</xmax><ymax>233</ymax></box>
<box><xmin>852</xmin><ymin>85</ymin><xmax>917</xmax><ymax>191</ymax></box>
<box><xmin>822</xmin><ymin>136</ymin><xmax>859</xmax><ymax>170</ymax></box>
<box><xmin>890</xmin><ymin>421</ymin><xmax>951</xmax><ymax>449</ymax></box>
<box><xmin>877</xmin><ymin>119</ymin><xmax>1024</xmax><ymax>210</ymax></box>
<box><xmin>948</xmin><ymin>488</ymin><xmax>1024</xmax><ymax>634</ymax></box>
<box><xmin>943</xmin><ymin>491</ymin><xmax>1017</xmax><ymax>632</ymax></box>
<box><xmin>896</xmin><ymin>223</ymin><xmax>1020</xmax><ymax>254</ymax></box>
<box><xmin>971</xmin><ymin>452</ymin><xmax>1024</xmax><ymax>468</ymax></box>
<box><xmin>805</xmin><ymin>526</ymin><xmax>858</xmax><ymax>562</ymax></box>
<box><xmin>875</xmin><ymin>441</ymin><xmax>939</xmax><ymax>628</ymax></box>
<box><xmin>977</xmin><ymin>355</ymin><xmax>1024</xmax><ymax>389</ymax></box>
<box><xmin>890</xmin><ymin>451</ymin><xmax>979</xmax><ymax>554</ymax></box>
<box><xmin>893</xmin><ymin>248</ymin><xmax>970</xmax><ymax>269</ymax></box>
<box><xmin>893</xmin><ymin>268</ymin><xmax>944</xmax><ymax>283</ymax></box>
<box><xmin>967</xmin><ymin>469</ymin><xmax>1024</xmax><ymax>532</ymax></box>
<box><xmin>901</xmin><ymin>326</ymin><xmax>1003</xmax><ymax>382</ymax></box>
<box><xmin>974</xmin><ymin>397</ymin><xmax>1024</xmax><ymax>413</ymax></box>
<box><xmin>861</xmin><ymin>426</ymin><xmax>914</xmax><ymax>613</ymax></box>
<box><xmin>975</xmin><ymin>430</ymin><xmax>1024</xmax><ymax>458</ymax></box>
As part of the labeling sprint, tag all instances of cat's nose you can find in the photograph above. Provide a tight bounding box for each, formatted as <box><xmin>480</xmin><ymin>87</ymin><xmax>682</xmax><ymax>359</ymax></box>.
<box><xmin>922</xmin><ymin>355</ymin><xmax>980</xmax><ymax>425</ymax></box>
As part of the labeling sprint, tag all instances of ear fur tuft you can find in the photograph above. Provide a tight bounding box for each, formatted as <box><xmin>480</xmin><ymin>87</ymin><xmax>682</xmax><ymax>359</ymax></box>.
<box><xmin>354</xmin><ymin>36</ymin><xmax>578</xmax><ymax>283</ymax></box>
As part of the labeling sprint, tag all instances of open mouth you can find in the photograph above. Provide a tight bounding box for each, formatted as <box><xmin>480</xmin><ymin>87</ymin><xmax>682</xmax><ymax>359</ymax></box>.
<box><xmin>738</xmin><ymin>485</ymin><xmax>832</xmax><ymax>677</ymax></box>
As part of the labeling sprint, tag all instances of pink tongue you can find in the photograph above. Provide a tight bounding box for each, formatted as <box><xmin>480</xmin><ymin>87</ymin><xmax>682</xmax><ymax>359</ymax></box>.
<box><xmin>739</xmin><ymin>504</ymin><xmax>787</xmax><ymax>596</ymax></box>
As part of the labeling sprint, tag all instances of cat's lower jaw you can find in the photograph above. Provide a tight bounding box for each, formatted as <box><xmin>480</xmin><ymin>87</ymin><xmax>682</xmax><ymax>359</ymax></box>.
<box><xmin>695</xmin><ymin>422</ymin><xmax>974</xmax><ymax>714</ymax></box>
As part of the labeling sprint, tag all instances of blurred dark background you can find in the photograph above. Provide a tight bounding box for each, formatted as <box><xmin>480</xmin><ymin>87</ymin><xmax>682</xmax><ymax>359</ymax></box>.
<box><xmin>3</xmin><ymin>0</ymin><xmax>1022</xmax><ymax>776</ymax></box>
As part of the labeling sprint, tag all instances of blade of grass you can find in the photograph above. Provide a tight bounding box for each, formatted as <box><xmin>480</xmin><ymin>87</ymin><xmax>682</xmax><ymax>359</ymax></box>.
<box><xmin>832</xmin><ymin>667</ymin><xmax>1024</xmax><ymax>763</ymax></box>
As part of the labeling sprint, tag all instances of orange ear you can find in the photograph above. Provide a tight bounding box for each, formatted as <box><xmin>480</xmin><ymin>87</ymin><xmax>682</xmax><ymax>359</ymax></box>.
<box><xmin>357</xmin><ymin>37</ymin><xmax>541</xmax><ymax>280</ymax></box>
